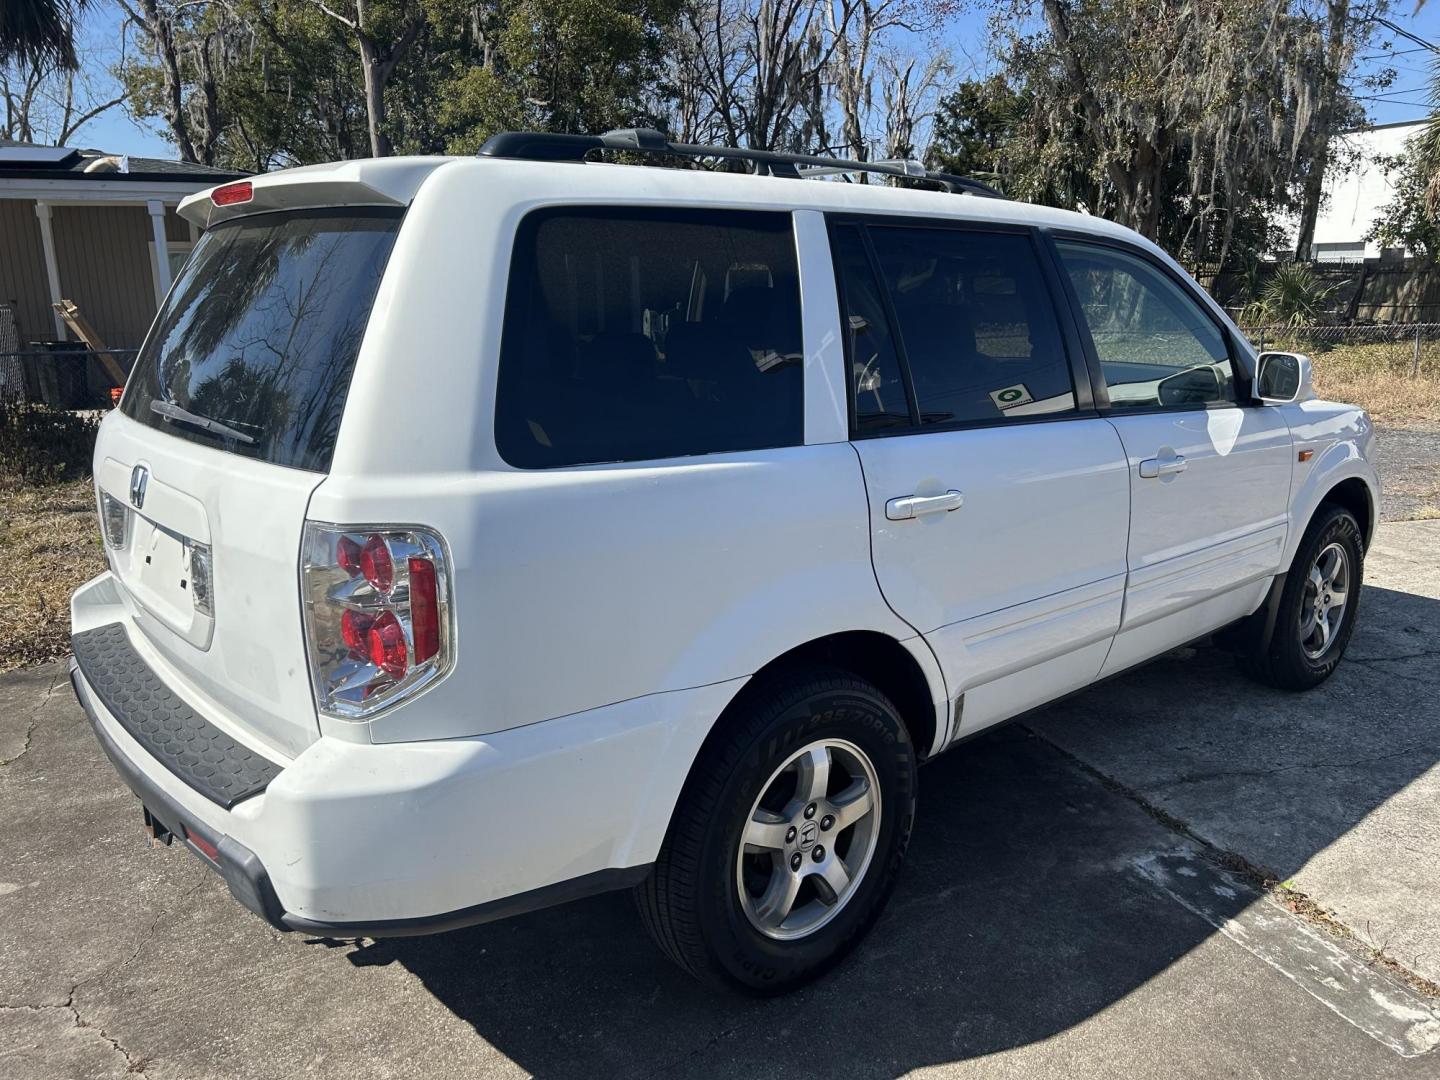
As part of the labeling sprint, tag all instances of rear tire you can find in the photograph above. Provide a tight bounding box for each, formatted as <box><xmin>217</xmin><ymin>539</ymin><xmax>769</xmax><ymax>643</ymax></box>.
<box><xmin>635</xmin><ymin>667</ymin><xmax>917</xmax><ymax>994</ymax></box>
<box><xmin>1238</xmin><ymin>504</ymin><xmax>1363</xmax><ymax>691</ymax></box>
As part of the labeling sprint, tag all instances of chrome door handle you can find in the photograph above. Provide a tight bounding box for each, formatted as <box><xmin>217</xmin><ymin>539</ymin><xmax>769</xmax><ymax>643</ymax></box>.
<box><xmin>886</xmin><ymin>490</ymin><xmax>965</xmax><ymax>521</ymax></box>
<box><xmin>1138</xmin><ymin>454</ymin><xmax>1187</xmax><ymax>479</ymax></box>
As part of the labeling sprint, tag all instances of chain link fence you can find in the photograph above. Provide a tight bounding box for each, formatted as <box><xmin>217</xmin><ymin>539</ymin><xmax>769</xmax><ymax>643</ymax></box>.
<box><xmin>1239</xmin><ymin>324</ymin><xmax>1440</xmax><ymax>380</ymax></box>
<box><xmin>0</xmin><ymin>349</ymin><xmax>140</xmax><ymax>410</ymax></box>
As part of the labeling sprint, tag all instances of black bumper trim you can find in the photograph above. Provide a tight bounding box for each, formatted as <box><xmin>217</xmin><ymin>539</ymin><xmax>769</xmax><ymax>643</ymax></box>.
<box><xmin>71</xmin><ymin>623</ymin><xmax>282</xmax><ymax>809</ymax></box>
<box><xmin>70</xmin><ymin>657</ymin><xmax>288</xmax><ymax>930</ymax></box>
<box><xmin>278</xmin><ymin>865</ymin><xmax>652</xmax><ymax>939</ymax></box>
<box><xmin>71</xmin><ymin>658</ymin><xmax>651</xmax><ymax>939</ymax></box>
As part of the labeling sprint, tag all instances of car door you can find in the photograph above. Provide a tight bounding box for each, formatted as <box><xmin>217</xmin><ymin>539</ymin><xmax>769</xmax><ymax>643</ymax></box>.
<box><xmin>1051</xmin><ymin>238</ymin><xmax>1294</xmax><ymax>676</ymax></box>
<box><xmin>831</xmin><ymin>219</ymin><xmax>1131</xmax><ymax>744</ymax></box>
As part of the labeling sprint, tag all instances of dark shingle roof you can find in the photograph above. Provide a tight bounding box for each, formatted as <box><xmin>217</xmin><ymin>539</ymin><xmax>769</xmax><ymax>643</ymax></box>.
<box><xmin>0</xmin><ymin>141</ymin><xmax>247</xmax><ymax>183</ymax></box>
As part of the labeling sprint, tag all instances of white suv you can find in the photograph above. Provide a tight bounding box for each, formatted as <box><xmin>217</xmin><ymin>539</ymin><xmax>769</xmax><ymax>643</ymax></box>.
<box><xmin>70</xmin><ymin>130</ymin><xmax>1378</xmax><ymax>994</ymax></box>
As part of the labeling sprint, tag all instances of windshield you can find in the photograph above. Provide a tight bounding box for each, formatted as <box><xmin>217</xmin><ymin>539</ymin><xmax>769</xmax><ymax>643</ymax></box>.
<box><xmin>121</xmin><ymin>207</ymin><xmax>402</xmax><ymax>472</ymax></box>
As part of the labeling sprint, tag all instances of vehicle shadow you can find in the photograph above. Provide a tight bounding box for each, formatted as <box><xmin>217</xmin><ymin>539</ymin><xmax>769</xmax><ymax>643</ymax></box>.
<box><xmin>356</xmin><ymin>582</ymin><xmax>1439</xmax><ymax>1078</ymax></box>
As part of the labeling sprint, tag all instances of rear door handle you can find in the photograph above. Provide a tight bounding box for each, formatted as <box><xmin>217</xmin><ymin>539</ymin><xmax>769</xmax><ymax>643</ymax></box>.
<box><xmin>886</xmin><ymin>490</ymin><xmax>965</xmax><ymax>521</ymax></box>
<box><xmin>1138</xmin><ymin>454</ymin><xmax>1187</xmax><ymax>479</ymax></box>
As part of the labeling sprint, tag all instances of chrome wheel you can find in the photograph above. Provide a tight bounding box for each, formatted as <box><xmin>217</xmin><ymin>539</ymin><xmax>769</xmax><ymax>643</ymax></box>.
<box><xmin>1299</xmin><ymin>541</ymin><xmax>1351</xmax><ymax>660</ymax></box>
<box><xmin>736</xmin><ymin>738</ymin><xmax>881</xmax><ymax>941</ymax></box>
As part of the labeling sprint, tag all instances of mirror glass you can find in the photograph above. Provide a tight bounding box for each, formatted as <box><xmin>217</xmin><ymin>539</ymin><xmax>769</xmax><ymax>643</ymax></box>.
<box><xmin>1257</xmin><ymin>352</ymin><xmax>1301</xmax><ymax>401</ymax></box>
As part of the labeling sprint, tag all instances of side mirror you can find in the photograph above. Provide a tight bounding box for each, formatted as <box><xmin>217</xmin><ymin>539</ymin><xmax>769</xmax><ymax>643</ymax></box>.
<box><xmin>1255</xmin><ymin>351</ymin><xmax>1313</xmax><ymax>404</ymax></box>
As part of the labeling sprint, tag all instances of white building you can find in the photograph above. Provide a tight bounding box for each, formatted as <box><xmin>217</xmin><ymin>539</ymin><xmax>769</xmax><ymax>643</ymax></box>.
<box><xmin>1308</xmin><ymin>119</ymin><xmax>1427</xmax><ymax>262</ymax></box>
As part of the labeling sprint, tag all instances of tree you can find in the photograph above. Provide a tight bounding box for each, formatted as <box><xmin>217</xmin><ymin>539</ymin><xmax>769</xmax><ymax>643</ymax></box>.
<box><xmin>964</xmin><ymin>0</ymin><xmax>1361</xmax><ymax>267</ymax></box>
<box><xmin>1290</xmin><ymin>0</ymin><xmax>1390</xmax><ymax>260</ymax></box>
<box><xmin>301</xmin><ymin>0</ymin><xmax>424</xmax><ymax>157</ymax></box>
<box><xmin>116</xmin><ymin>0</ymin><xmax>248</xmax><ymax>164</ymax></box>
<box><xmin>927</xmin><ymin>75</ymin><xmax>1024</xmax><ymax>181</ymax></box>
<box><xmin>0</xmin><ymin>0</ymin><xmax>89</xmax><ymax>71</ymax></box>
<box><xmin>1</xmin><ymin>52</ymin><xmax>125</xmax><ymax>144</ymax></box>
<box><xmin>439</xmin><ymin>0</ymin><xmax>680</xmax><ymax>152</ymax></box>
<box><xmin>674</xmin><ymin>0</ymin><xmax>845</xmax><ymax>151</ymax></box>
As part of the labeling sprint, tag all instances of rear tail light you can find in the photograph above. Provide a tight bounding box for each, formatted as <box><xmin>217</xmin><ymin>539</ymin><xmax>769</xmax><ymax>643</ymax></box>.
<box><xmin>100</xmin><ymin>492</ymin><xmax>128</xmax><ymax>548</ymax></box>
<box><xmin>186</xmin><ymin>541</ymin><xmax>214</xmax><ymax>616</ymax></box>
<box><xmin>301</xmin><ymin>523</ymin><xmax>452</xmax><ymax>720</ymax></box>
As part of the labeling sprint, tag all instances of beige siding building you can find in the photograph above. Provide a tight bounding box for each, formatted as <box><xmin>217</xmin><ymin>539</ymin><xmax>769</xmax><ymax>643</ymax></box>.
<box><xmin>0</xmin><ymin>143</ymin><xmax>244</xmax><ymax>350</ymax></box>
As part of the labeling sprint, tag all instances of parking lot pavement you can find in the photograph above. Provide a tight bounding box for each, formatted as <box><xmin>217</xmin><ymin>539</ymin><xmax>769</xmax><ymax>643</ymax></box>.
<box><xmin>0</xmin><ymin>524</ymin><xmax>1436</xmax><ymax>1079</ymax></box>
<box><xmin>1027</xmin><ymin>519</ymin><xmax>1440</xmax><ymax>988</ymax></box>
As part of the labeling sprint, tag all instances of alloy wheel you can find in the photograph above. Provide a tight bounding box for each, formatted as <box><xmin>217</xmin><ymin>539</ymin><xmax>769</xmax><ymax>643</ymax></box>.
<box><xmin>1299</xmin><ymin>541</ymin><xmax>1351</xmax><ymax>660</ymax></box>
<box><xmin>735</xmin><ymin>738</ymin><xmax>882</xmax><ymax>941</ymax></box>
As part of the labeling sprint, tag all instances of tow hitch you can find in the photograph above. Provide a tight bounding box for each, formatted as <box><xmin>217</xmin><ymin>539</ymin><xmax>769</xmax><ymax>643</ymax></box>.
<box><xmin>143</xmin><ymin>806</ymin><xmax>174</xmax><ymax>846</ymax></box>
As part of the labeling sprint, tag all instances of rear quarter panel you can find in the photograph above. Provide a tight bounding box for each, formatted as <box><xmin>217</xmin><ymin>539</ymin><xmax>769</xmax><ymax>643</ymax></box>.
<box><xmin>315</xmin><ymin>161</ymin><xmax>928</xmax><ymax>745</ymax></box>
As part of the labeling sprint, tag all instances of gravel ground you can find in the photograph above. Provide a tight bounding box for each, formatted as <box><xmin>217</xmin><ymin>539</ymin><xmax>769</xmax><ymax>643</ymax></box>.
<box><xmin>1375</xmin><ymin>423</ymin><xmax>1440</xmax><ymax>522</ymax></box>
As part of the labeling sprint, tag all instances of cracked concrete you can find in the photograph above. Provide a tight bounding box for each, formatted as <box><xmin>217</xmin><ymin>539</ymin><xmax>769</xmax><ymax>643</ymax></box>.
<box><xmin>1028</xmin><ymin>519</ymin><xmax>1440</xmax><ymax>987</ymax></box>
<box><xmin>0</xmin><ymin>666</ymin><xmax>61</xmax><ymax>767</ymax></box>
<box><xmin>0</xmin><ymin>522</ymin><xmax>1437</xmax><ymax>1077</ymax></box>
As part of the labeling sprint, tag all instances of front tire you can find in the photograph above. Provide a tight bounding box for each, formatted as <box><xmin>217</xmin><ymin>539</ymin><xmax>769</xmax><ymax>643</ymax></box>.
<box><xmin>1239</xmin><ymin>504</ymin><xmax>1364</xmax><ymax>690</ymax></box>
<box><xmin>636</xmin><ymin>667</ymin><xmax>917</xmax><ymax>994</ymax></box>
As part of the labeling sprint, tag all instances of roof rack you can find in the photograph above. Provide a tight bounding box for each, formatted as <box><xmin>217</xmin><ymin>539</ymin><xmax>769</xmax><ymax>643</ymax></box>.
<box><xmin>476</xmin><ymin>128</ymin><xmax>1003</xmax><ymax>198</ymax></box>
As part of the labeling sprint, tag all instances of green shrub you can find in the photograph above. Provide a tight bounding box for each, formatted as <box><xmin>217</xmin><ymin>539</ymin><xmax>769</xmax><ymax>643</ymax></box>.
<box><xmin>0</xmin><ymin>403</ymin><xmax>100</xmax><ymax>485</ymax></box>
<box><xmin>1239</xmin><ymin>263</ymin><xmax>1339</xmax><ymax>327</ymax></box>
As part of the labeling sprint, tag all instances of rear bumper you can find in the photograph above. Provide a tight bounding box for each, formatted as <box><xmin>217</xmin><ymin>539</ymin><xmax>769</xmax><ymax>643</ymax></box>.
<box><xmin>70</xmin><ymin>657</ymin><xmax>289</xmax><ymax>928</ymax></box>
<box><xmin>69</xmin><ymin>573</ymin><xmax>735</xmax><ymax>935</ymax></box>
<box><xmin>74</xmin><ymin>657</ymin><xmax>647</xmax><ymax>933</ymax></box>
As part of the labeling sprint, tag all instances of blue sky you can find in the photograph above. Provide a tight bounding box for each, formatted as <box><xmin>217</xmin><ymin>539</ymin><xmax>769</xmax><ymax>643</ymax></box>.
<box><xmin>78</xmin><ymin>2</ymin><xmax>1440</xmax><ymax>162</ymax></box>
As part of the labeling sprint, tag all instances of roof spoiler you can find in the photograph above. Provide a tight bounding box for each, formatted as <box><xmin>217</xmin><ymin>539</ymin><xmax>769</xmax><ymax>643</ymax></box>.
<box><xmin>179</xmin><ymin>158</ymin><xmax>445</xmax><ymax>228</ymax></box>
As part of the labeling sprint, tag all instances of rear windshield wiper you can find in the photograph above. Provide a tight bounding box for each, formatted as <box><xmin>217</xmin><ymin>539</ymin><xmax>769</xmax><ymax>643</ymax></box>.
<box><xmin>150</xmin><ymin>399</ymin><xmax>257</xmax><ymax>445</ymax></box>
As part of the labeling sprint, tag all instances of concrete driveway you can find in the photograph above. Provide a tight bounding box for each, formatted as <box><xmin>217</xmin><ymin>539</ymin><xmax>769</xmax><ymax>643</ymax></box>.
<box><xmin>2</xmin><ymin>522</ymin><xmax>1438</xmax><ymax>1079</ymax></box>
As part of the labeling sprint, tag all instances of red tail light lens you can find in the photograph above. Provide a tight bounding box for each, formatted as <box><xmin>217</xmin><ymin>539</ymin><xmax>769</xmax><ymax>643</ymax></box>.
<box><xmin>408</xmin><ymin>557</ymin><xmax>439</xmax><ymax>662</ymax></box>
<box><xmin>337</xmin><ymin>535</ymin><xmax>362</xmax><ymax>576</ymax></box>
<box><xmin>213</xmin><ymin>181</ymin><xmax>253</xmax><ymax>206</ymax></box>
<box><xmin>301</xmin><ymin>524</ymin><xmax>452</xmax><ymax>720</ymax></box>
<box><xmin>366</xmin><ymin>611</ymin><xmax>408</xmax><ymax>679</ymax></box>
<box><xmin>340</xmin><ymin>609</ymin><xmax>373</xmax><ymax>653</ymax></box>
<box><xmin>359</xmin><ymin>534</ymin><xmax>393</xmax><ymax>593</ymax></box>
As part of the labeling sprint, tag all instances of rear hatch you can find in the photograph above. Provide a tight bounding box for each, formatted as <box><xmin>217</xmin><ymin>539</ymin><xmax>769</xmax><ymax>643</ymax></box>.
<box><xmin>96</xmin><ymin>202</ymin><xmax>404</xmax><ymax>758</ymax></box>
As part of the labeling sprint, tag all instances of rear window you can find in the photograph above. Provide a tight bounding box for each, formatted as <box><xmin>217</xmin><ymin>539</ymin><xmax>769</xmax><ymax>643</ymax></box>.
<box><xmin>495</xmin><ymin>207</ymin><xmax>804</xmax><ymax>468</ymax></box>
<box><xmin>121</xmin><ymin>207</ymin><xmax>401</xmax><ymax>472</ymax></box>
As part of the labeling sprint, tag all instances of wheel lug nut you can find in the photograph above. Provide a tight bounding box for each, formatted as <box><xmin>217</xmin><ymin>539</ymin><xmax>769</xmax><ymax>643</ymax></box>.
<box><xmin>804</xmin><ymin>803</ymin><xmax>817</xmax><ymax>819</ymax></box>
<box><xmin>812</xmin><ymin>845</ymin><xmax>825</xmax><ymax>862</ymax></box>
<box><xmin>790</xmin><ymin>852</ymin><xmax>803</xmax><ymax>871</ymax></box>
<box><xmin>820</xmin><ymin>814</ymin><xmax>835</xmax><ymax>831</ymax></box>
<box><xmin>785</xmin><ymin>826</ymin><xmax>797</xmax><ymax>843</ymax></box>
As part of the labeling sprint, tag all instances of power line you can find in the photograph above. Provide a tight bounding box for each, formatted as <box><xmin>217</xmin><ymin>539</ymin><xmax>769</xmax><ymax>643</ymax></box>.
<box><xmin>1365</xmin><ymin>16</ymin><xmax>1440</xmax><ymax>54</ymax></box>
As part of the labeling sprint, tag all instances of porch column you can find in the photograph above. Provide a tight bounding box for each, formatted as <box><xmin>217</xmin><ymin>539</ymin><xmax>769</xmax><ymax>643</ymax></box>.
<box><xmin>147</xmin><ymin>200</ymin><xmax>172</xmax><ymax>302</ymax></box>
<box><xmin>33</xmin><ymin>201</ymin><xmax>67</xmax><ymax>339</ymax></box>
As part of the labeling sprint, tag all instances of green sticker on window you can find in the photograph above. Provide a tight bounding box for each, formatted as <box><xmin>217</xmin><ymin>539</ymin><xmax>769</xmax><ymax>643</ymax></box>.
<box><xmin>989</xmin><ymin>383</ymin><xmax>1034</xmax><ymax>410</ymax></box>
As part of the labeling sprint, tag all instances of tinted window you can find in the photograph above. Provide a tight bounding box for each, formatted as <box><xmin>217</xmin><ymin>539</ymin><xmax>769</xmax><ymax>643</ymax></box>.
<box><xmin>122</xmin><ymin>208</ymin><xmax>400</xmax><ymax>472</ymax></box>
<box><xmin>830</xmin><ymin>224</ymin><xmax>910</xmax><ymax>433</ymax></box>
<box><xmin>1056</xmin><ymin>241</ymin><xmax>1235</xmax><ymax>408</ymax></box>
<box><xmin>867</xmin><ymin>227</ymin><xmax>1076</xmax><ymax>425</ymax></box>
<box><xmin>496</xmin><ymin>209</ymin><xmax>803</xmax><ymax>468</ymax></box>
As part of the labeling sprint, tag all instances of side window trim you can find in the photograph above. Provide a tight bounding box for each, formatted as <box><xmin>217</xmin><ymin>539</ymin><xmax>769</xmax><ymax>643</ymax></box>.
<box><xmin>826</xmin><ymin>212</ymin><xmax>1095</xmax><ymax>440</ymax></box>
<box><xmin>856</xmin><ymin>223</ymin><xmax>923</xmax><ymax>428</ymax></box>
<box><xmin>1046</xmin><ymin>230</ymin><xmax>1248</xmax><ymax>413</ymax></box>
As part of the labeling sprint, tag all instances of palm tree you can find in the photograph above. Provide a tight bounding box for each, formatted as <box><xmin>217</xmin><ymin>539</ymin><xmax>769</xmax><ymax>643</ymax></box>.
<box><xmin>0</xmin><ymin>0</ymin><xmax>90</xmax><ymax>72</ymax></box>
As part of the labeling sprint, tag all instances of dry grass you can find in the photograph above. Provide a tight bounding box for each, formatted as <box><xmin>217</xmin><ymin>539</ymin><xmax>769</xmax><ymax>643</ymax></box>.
<box><xmin>1290</xmin><ymin>342</ymin><xmax>1440</xmax><ymax>425</ymax></box>
<box><xmin>0</xmin><ymin>479</ymin><xmax>104</xmax><ymax>674</ymax></box>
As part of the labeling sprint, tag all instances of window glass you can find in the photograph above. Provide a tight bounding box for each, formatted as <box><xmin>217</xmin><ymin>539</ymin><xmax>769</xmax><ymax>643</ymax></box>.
<box><xmin>830</xmin><ymin>224</ymin><xmax>910</xmax><ymax>433</ymax></box>
<box><xmin>867</xmin><ymin>226</ymin><xmax>1076</xmax><ymax>425</ymax></box>
<box><xmin>1056</xmin><ymin>241</ymin><xmax>1235</xmax><ymax>408</ymax></box>
<box><xmin>496</xmin><ymin>209</ymin><xmax>804</xmax><ymax>468</ymax></box>
<box><xmin>122</xmin><ymin>208</ymin><xmax>400</xmax><ymax>472</ymax></box>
